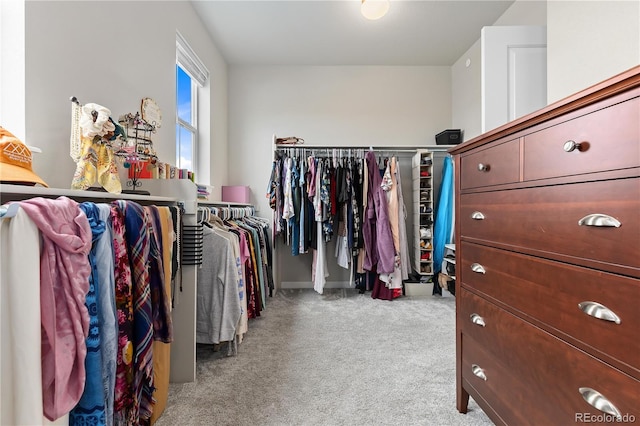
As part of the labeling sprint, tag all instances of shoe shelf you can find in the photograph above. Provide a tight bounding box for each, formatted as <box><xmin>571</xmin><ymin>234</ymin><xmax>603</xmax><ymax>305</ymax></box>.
<box><xmin>441</xmin><ymin>244</ymin><xmax>456</xmax><ymax>281</ymax></box>
<box><xmin>412</xmin><ymin>150</ymin><xmax>434</xmax><ymax>276</ymax></box>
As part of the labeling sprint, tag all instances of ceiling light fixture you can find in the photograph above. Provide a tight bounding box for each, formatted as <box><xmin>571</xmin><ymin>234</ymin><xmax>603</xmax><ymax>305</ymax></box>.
<box><xmin>361</xmin><ymin>0</ymin><xmax>390</xmax><ymax>20</ymax></box>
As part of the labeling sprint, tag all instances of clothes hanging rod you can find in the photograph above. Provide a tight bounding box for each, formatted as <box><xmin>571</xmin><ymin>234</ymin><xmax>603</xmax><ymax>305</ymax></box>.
<box><xmin>197</xmin><ymin>201</ymin><xmax>254</xmax><ymax>208</ymax></box>
<box><xmin>273</xmin><ymin>144</ymin><xmax>453</xmax><ymax>153</ymax></box>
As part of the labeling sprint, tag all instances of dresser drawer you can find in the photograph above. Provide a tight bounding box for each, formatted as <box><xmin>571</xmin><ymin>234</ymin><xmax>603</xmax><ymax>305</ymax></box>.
<box><xmin>459</xmin><ymin>242</ymin><xmax>640</xmax><ymax>374</ymax></box>
<box><xmin>459</xmin><ymin>288</ymin><xmax>640</xmax><ymax>424</ymax></box>
<box><xmin>461</xmin><ymin>333</ymin><xmax>539</xmax><ymax>425</ymax></box>
<box><xmin>524</xmin><ymin>97</ymin><xmax>640</xmax><ymax>181</ymax></box>
<box><xmin>460</xmin><ymin>139</ymin><xmax>520</xmax><ymax>189</ymax></box>
<box><xmin>459</xmin><ymin>178</ymin><xmax>640</xmax><ymax>275</ymax></box>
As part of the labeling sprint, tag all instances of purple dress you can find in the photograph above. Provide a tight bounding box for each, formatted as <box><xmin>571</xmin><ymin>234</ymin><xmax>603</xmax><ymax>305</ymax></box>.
<box><xmin>362</xmin><ymin>150</ymin><xmax>396</xmax><ymax>276</ymax></box>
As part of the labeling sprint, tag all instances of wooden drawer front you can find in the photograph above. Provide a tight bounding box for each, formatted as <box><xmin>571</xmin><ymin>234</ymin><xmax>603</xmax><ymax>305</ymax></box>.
<box><xmin>460</xmin><ymin>139</ymin><xmax>519</xmax><ymax>189</ymax></box>
<box><xmin>459</xmin><ymin>178</ymin><xmax>640</xmax><ymax>273</ymax></box>
<box><xmin>459</xmin><ymin>289</ymin><xmax>640</xmax><ymax>424</ymax></box>
<box><xmin>460</xmin><ymin>242</ymin><xmax>640</xmax><ymax>373</ymax></box>
<box><xmin>461</xmin><ymin>333</ymin><xmax>541</xmax><ymax>425</ymax></box>
<box><xmin>524</xmin><ymin>97</ymin><xmax>640</xmax><ymax>181</ymax></box>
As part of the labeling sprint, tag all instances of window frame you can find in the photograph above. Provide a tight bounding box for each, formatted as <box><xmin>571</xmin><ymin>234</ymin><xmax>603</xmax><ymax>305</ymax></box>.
<box><xmin>175</xmin><ymin>31</ymin><xmax>209</xmax><ymax>177</ymax></box>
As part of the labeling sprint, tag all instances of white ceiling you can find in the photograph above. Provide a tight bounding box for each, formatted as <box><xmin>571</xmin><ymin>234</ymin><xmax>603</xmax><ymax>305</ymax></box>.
<box><xmin>191</xmin><ymin>0</ymin><xmax>515</xmax><ymax>66</ymax></box>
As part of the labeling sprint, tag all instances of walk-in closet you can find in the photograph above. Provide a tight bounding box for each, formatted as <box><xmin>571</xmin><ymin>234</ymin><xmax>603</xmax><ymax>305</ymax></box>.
<box><xmin>2</xmin><ymin>0</ymin><xmax>637</xmax><ymax>425</ymax></box>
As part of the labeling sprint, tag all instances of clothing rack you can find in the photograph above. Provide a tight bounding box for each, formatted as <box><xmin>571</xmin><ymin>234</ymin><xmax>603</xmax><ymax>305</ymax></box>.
<box><xmin>273</xmin><ymin>143</ymin><xmax>454</xmax><ymax>154</ymax></box>
<box><xmin>1</xmin><ymin>182</ymin><xmax>198</xmax><ymax>384</ymax></box>
<box><xmin>198</xmin><ymin>201</ymin><xmax>256</xmax><ymax>221</ymax></box>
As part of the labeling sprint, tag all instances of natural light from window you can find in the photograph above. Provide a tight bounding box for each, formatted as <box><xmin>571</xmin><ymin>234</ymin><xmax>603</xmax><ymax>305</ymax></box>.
<box><xmin>176</xmin><ymin>64</ymin><xmax>196</xmax><ymax>173</ymax></box>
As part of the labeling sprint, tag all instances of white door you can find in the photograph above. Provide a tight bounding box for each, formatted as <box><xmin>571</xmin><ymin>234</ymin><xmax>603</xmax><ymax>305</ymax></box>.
<box><xmin>481</xmin><ymin>26</ymin><xmax>547</xmax><ymax>133</ymax></box>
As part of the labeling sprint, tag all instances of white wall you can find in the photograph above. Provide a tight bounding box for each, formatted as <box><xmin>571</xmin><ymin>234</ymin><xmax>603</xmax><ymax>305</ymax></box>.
<box><xmin>547</xmin><ymin>0</ymin><xmax>640</xmax><ymax>103</ymax></box>
<box><xmin>228</xmin><ymin>65</ymin><xmax>451</xmax><ymax>216</ymax></box>
<box><xmin>493</xmin><ymin>0</ymin><xmax>548</xmax><ymax>26</ymax></box>
<box><xmin>451</xmin><ymin>0</ymin><xmax>547</xmax><ymax>142</ymax></box>
<box><xmin>452</xmin><ymin>40</ymin><xmax>482</xmax><ymax>142</ymax></box>
<box><xmin>20</xmin><ymin>1</ymin><xmax>227</xmax><ymax>195</ymax></box>
<box><xmin>0</xmin><ymin>0</ymin><xmax>26</xmax><ymax>141</ymax></box>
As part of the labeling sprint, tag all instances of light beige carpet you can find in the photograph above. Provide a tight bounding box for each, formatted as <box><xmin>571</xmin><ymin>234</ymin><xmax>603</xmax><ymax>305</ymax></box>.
<box><xmin>156</xmin><ymin>288</ymin><xmax>493</xmax><ymax>426</ymax></box>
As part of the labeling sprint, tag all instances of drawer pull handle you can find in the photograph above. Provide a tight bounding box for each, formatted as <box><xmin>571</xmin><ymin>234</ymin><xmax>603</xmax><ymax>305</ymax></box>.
<box><xmin>470</xmin><ymin>313</ymin><xmax>486</xmax><ymax>327</ymax></box>
<box><xmin>471</xmin><ymin>364</ymin><xmax>487</xmax><ymax>381</ymax></box>
<box><xmin>579</xmin><ymin>387</ymin><xmax>622</xmax><ymax>419</ymax></box>
<box><xmin>578</xmin><ymin>214</ymin><xmax>621</xmax><ymax>228</ymax></box>
<box><xmin>471</xmin><ymin>211</ymin><xmax>485</xmax><ymax>220</ymax></box>
<box><xmin>477</xmin><ymin>163</ymin><xmax>490</xmax><ymax>172</ymax></box>
<box><xmin>578</xmin><ymin>301</ymin><xmax>621</xmax><ymax>324</ymax></box>
<box><xmin>471</xmin><ymin>263</ymin><xmax>486</xmax><ymax>274</ymax></box>
<box><xmin>563</xmin><ymin>140</ymin><xmax>582</xmax><ymax>152</ymax></box>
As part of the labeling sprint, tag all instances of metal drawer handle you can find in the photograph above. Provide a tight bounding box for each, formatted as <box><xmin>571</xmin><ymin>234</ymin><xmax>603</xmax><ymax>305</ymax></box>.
<box><xmin>471</xmin><ymin>211</ymin><xmax>485</xmax><ymax>220</ymax></box>
<box><xmin>471</xmin><ymin>364</ymin><xmax>487</xmax><ymax>381</ymax></box>
<box><xmin>578</xmin><ymin>301</ymin><xmax>621</xmax><ymax>324</ymax></box>
<box><xmin>471</xmin><ymin>263</ymin><xmax>486</xmax><ymax>274</ymax></box>
<box><xmin>579</xmin><ymin>387</ymin><xmax>622</xmax><ymax>419</ymax></box>
<box><xmin>563</xmin><ymin>140</ymin><xmax>582</xmax><ymax>152</ymax></box>
<box><xmin>578</xmin><ymin>214</ymin><xmax>621</xmax><ymax>228</ymax></box>
<box><xmin>470</xmin><ymin>313</ymin><xmax>486</xmax><ymax>327</ymax></box>
<box><xmin>477</xmin><ymin>163</ymin><xmax>490</xmax><ymax>172</ymax></box>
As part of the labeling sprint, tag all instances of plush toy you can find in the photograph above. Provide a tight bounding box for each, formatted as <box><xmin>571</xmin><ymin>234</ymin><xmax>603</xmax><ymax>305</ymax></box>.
<box><xmin>70</xmin><ymin>100</ymin><xmax>124</xmax><ymax>193</ymax></box>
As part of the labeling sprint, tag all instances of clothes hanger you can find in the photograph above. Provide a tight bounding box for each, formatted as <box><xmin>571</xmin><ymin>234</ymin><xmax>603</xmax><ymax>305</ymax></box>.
<box><xmin>0</xmin><ymin>203</ymin><xmax>20</xmax><ymax>219</ymax></box>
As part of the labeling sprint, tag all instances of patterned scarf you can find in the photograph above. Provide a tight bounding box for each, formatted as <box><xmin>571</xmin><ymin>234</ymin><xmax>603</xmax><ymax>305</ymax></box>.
<box><xmin>144</xmin><ymin>206</ymin><xmax>173</xmax><ymax>342</ymax></box>
<box><xmin>121</xmin><ymin>201</ymin><xmax>154</xmax><ymax>423</ymax></box>
<box><xmin>110</xmin><ymin>203</ymin><xmax>135</xmax><ymax>423</ymax></box>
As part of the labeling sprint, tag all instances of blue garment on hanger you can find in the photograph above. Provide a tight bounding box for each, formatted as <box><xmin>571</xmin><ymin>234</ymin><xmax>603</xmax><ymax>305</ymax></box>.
<box><xmin>70</xmin><ymin>202</ymin><xmax>106</xmax><ymax>426</ymax></box>
<box><xmin>433</xmin><ymin>156</ymin><xmax>454</xmax><ymax>278</ymax></box>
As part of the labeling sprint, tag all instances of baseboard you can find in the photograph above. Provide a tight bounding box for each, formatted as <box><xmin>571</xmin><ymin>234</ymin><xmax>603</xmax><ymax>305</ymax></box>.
<box><xmin>279</xmin><ymin>281</ymin><xmax>353</xmax><ymax>289</ymax></box>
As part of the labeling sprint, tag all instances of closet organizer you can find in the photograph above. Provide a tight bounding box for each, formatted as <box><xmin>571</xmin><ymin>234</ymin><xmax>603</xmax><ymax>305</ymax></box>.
<box><xmin>195</xmin><ymin>201</ymin><xmax>274</xmax><ymax>354</ymax></box>
<box><xmin>0</xmin><ymin>181</ymin><xmax>196</xmax><ymax>426</ymax></box>
<box><xmin>269</xmin><ymin>142</ymin><xmax>448</xmax><ymax>299</ymax></box>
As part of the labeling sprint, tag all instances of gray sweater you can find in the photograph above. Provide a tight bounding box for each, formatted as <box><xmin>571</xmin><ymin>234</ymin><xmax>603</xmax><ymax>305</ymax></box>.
<box><xmin>196</xmin><ymin>226</ymin><xmax>241</xmax><ymax>344</ymax></box>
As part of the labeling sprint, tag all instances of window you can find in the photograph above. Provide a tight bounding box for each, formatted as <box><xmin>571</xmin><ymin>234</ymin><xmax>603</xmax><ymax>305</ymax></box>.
<box><xmin>176</xmin><ymin>64</ymin><xmax>196</xmax><ymax>172</ymax></box>
<box><xmin>176</xmin><ymin>31</ymin><xmax>209</xmax><ymax>176</ymax></box>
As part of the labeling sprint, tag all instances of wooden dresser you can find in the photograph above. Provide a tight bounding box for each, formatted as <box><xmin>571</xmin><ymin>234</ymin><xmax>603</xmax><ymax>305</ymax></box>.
<box><xmin>449</xmin><ymin>66</ymin><xmax>640</xmax><ymax>426</ymax></box>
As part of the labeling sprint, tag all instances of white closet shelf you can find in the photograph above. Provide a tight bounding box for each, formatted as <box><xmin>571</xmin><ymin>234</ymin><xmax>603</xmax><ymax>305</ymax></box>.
<box><xmin>0</xmin><ymin>183</ymin><xmax>177</xmax><ymax>203</ymax></box>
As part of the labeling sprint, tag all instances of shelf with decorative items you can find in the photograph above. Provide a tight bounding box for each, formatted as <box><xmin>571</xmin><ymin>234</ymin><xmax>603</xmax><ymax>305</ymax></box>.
<box><xmin>69</xmin><ymin>96</ymin><xmax>163</xmax><ymax>195</ymax></box>
<box><xmin>115</xmin><ymin>110</ymin><xmax>159</xmax><ymax>195</ymax></box>
<box><xmin>412</xmin><ymin>149</ymin><xmax>434</xmax><ymax>276</ymax></box>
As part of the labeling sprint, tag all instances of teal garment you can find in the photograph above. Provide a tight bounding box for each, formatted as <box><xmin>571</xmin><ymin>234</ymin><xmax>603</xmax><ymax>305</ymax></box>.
<box><xmin>433</xmin><ymin>156</ymin><xmax>454</xmax><ymax>280</ymax></box>
<box><xmin>71</xmin><ymin>203</ymin><xmax>106</xmax><ymax>426</ymax></box>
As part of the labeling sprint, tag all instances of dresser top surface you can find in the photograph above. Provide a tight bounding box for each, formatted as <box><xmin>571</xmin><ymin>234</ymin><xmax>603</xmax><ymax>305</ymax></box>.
<box><xmin>449</xmin><ymin>65</ymin><xmax>640</xmax><ymax>156</ymax></box>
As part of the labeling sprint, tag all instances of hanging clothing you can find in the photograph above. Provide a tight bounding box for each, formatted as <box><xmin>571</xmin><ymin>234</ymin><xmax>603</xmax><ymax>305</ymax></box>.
<box><xmin>145</xmin><ymin>206</ymin><xmax>173</xmax><ymax>342</ymax></box>
<box><xmin>433</xmin><ymin>155</ymin><xmax>455</xmax><ymax>278</ymax></box>
<box><xmin>71</xmin><ymin>203</ymin><xmax>107</xmax><ymax>426</ymax></box>
<box><xmin>150</xmin><ymin>206</ymin><xmax>176</xmax><ymax>425</ymax></box>
<box><xmin>120</xmin><ymin>200</ymin><xmax>154</xmax><ymax>423</ymax></box>
<box><xmin>269</xmin><ymin>149</ymin><xmax>413</xmax><ymax>299</ymax></box>
<box><xmin>363</xmin><ymin>151</ymin><xmax>395</xmax><ymax>275</ymax></box>
<box><xmin>19</xmin><ymin>197</ymin><xmax>92</xmax><ymax>422</ymax></box>
<box><xmin>312</xmin><ymin>158</ymin><xmax>328</xmax><ymax>294</ymax></box>
<box><xmin>110</xmin><ymin>203</ymin><xmax>135</xmax><ymax>423</ymax></box>
<box><xmin>2</xmin><ymin>196</ymin><xmax>178</xmax><ymax>425</ymax></box>
<box><xmin>1</xmin><ymin>206</ymin><xmax>70</xmax><ymax>425</ymax></box>
<box><xmin>394</xmin><ymin>158</ymin><xmax>411</xmax><ymax>281</ymax></box>
<box><xmin>95</xmin><ymin>205</ymin><xmax>117</xmax><ymax>426</ymax></box>
<box><xmin>197</xmin><ymin>225</ymin><xmax>241</xmax><ymax>344</ymax></box>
